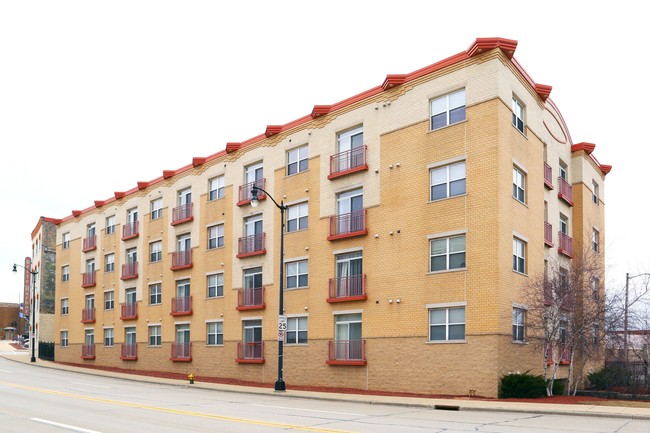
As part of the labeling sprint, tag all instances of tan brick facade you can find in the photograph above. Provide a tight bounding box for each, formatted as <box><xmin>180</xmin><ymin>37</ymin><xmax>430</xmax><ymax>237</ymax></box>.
<box><xmin>50</xmin><ymin>39</ymin><xmax>609</xmax><ymax>398</ymax></box>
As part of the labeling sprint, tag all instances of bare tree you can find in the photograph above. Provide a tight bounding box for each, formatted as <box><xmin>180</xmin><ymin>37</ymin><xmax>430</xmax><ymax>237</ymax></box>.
<box><xmin>525</xmin><ymin>247</ymin><xmax>606</xmax><ymax>395</ymax></box>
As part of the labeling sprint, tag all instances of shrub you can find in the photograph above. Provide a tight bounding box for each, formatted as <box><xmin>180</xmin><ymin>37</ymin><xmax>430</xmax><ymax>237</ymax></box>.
<box><xmin>500</xmin><ymin>371</ymin><xmax>546</xmax><ymax>398</ymax></box>
<box><xmin>588</xmin><ymin>366</ymin><xmax>630</xmax><ymax>390</ymax></box>
<box><xmin>552</xmin><ymin>379</ymin><xmax>565</xmax><ymax>396</ymax></box>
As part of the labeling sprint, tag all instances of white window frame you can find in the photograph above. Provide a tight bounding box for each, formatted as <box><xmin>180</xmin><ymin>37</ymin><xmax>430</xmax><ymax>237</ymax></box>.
<box><xmin>286</xmin><ymin>316</ymin><xmax>308</xmax><ymax>345</ymax></box>
<box><xmin>512</xmin><ymin>308</ymin><xmax>526</xmax><ymax>342</ymax></box>
<box><xmin>105</xmin><ymin>253</ymin><xmax>115</xmax><ymax>272</ymax></box>
<box><xmin>512</xmin><ymin>96</ymin><xmax>525</xmax><ymax>133</ymax></box>
<box><xmin>208</xmin><ymin>224</ymin><xmax>225</xmax><ymax>249</ymax></box>
<box><xmin>104</xmin><ymin>290</ymin><xmax>114</xmax><ymax>310</ymax></box>
<box><xmin>430</xmin><ymin>88</ymin><xmax>466</xmax><ymax>131</ymax></box>
<box><xmin>62</xmin><ymin>265</ymin><xmax>70</xmax><ymax>282</ymax></box>
<box><xmin>287</xmin><ymin>202</ymin><xmax>308</xmax><ymax>232</ymax></box>
<box><xmin>62</xmin><ymin>232</ymin><xmax>70</xmax><ymax>249</ymax></box>
<box><xmin>428</xmin><ymin>305</ymin><xmax>466</xmax><ymax>342</ymax></box>
<box><xmin>513</xmin><ymin>166</ymin><xmax>526</xmax><ymax>203</ymax></box>
<box><xmin>207</xmin><ymin>273</ymin><xmax>224</xmax><ymax>298</ymax></box>
<box><xmin>209</xmin><ymin>175</ymin><xmax>225</xmax><ymax>201</ymax></box>
<box><xmin>592</xmin><ymin>276</ymin><xmax>600</xmax><ymax>301</ymax></box>
<box><xmin>61</xmin><ymin>298</ymin><xmax>69</xmax><ymax>315</ymax></box>
<box><xmin>106</xmin><ymin>215</ymin><xmax>116</xmax><ymax>235</ymax></box>
<box><xmin>149</xmin><ymin>283</ymin><xmax>162</xmax><ymax>305</ymax></box>
<box><xmin>61</xmin><ymin>330</ymin><xmax>69</xmax><ymax>347</ymax></box>
<box><xmin>430</xmin><ymin>161</ymin><xmax>466</xmax><ymax>201</ymax></box>
<box><xmin>151</xmin><ymin>198</ymin><xmax>163</xmax><ymax>220</ymax></box>
<box><xmin>150</xmin><ymin>240</ymin><xmax>162</xmax><ymax>262</ymax></box>
<box><xmin>429</xmin><ymin>235</ymin><xmax>466</xmax><ymax>272</ymax></box>
<box><xmin>513</xmin><ymin>238</ymin><xmax>526</xmax><ymax>274</ymax></box>
<box><xmin>207</xmin><ymin>321</ymin><xmax>224</xmax><ymax>346</ymax></box>
<box><xmin>104</xmin><ymin>328</ymin><xmax>114</xmax><ymax>347</ymax></box>
<box><xmin>286</xmin><ymin>260</ymin><xmax>308</xmax><ymax>290</ymax></box>
<box><xmin>287</xmin><ymin>144</ymin><xmax>308</xmax><ymax>176</ymax></box>
<box><xmin>592</xmin><ymin>228</ymin><xmax>600</xmax><ymax>253</ymax></box>
<box><xmin>148</xmin><ymin>325</ymin><xmax>162</xmax><ymax>346</ymax></box>
<box><xmin>592</xmin><ymin>180</ymin><xmax>599</xmax><ymax>205</ymax></box>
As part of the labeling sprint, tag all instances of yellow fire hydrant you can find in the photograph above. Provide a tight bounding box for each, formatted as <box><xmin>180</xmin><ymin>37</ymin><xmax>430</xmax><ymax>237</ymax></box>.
<box><xmin>188</xmin><ymin>373</ymin><xmax>195</xmax><ymax>384</ymax></box>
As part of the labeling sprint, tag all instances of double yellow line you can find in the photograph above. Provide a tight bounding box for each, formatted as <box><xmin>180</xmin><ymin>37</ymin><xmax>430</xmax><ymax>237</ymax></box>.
<box><xmin>0</xmin><ymin>381</ymin><xmax>358</xmax><ymax>433</ymax></box>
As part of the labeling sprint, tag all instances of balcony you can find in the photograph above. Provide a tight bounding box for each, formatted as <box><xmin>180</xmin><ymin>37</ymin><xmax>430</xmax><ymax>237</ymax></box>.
<box><xmin>171</xmin><ymin>296</ymin><xmax>192</xmax><ymax>316</ymax></box>
<box><xmin>81</xmin><ymin>271</ymin><xmax>96</xmax><ymax>288</ymax></box>
<box><xmin>120</xmin><ymin>343</ymin><xmax>138</xmax><ymax>361</ymax></box>
<box><xmin>120</xmin><ymin>303</ymin><xmax>138</xmax><ymax>320</ymax></box>
<box><xmin>121</xmin><ymin>262</ymin><xmax>139</xmax><ymax>280</ymax></box>
<box><xmin>558</xmin><ymin>177</ymin><xmax>573</xmax><ymax>206</ymax></box>
<box><xmin>558</xmin><ymin>232</ymin><xmax>573</xmax><ymax>258</ymax></box>
<box><xmin>326</xmin><ymin>340</ymin><xmax>366</xmax><ymax>366</ymax></box>
<box><xmin>238</xmin><ymin>179</ymin><xmax>266</xmax><ymax>206</ymax></box>
<box><xmin>81</xmin><ymin>308</ymin><xmax>95</xmax><ymax>323</ymax></box>
<box><xmin>82</xmin><ymin>235</ymin><xmax>97</xmax><ymax>252</ymax></box>
<box><xmin>327</xmin><ymin>275</ymin><xmax>367</xmax><ymax>303</ymax></box>
<box><xmin>543</xmin><ymin>162</ymin><xmax>554</xmax><ymax>189</ymax></box>
<box><xmin>236</xmin><ymin>341</ymin><xmax>265</xmax><ymax>364</ymax></box>
<box><xmin>236</xmin><ymin>287</ymin><xmax>265</xmax><ymax>311</ymax></box>
<box><xmin>122</xmin><ymin>221</ymin><xmax>139</xmax><ymax>240</ymax></box>
<box><xmin>81</xmin><ymin>344</ymin><xmax>95</xmax><ymax>360</ymax></box>
<box><xmin>170</xmin><ymin>342</ymin><xmax>192</xmax><ymax>361</ymax></box>
<box><xmin>171</xmin><ymin>250</ymin><xmax>193</xmax><ymax>270</ymax></box>
<box><xmin>544</xmin><ymin>222</ymin><xmax>554</xmax><ymax>247</ymax></box>
<box><xmin>328</xmin><ymin>210</ymin><xmax>367</xmax><ymax>240</ymax></box>
<box><xmin>237</xmin><ymin>233</ymin><xmax>266</xmax><ymax>258</ymax></box>
<box><xmin>328</xmin><ymin>145</ymin><xmax>368</xmax><ymax>180</ymax></box>
<box><xmin>559</xmin><ymin>343</ymin><xmax>572</xmax><ymax>365</ymax></box>
<box><xmin>171</xmin><ymin>202</ymin><xmax>193</xmax><ymax>226</ymax></box>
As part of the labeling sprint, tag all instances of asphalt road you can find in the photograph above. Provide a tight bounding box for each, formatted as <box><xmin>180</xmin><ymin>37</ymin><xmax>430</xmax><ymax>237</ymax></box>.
<box><xmin>1</xmin><ymin>357</ymin><xmax>650</xmax><ymax>433</ymax></box>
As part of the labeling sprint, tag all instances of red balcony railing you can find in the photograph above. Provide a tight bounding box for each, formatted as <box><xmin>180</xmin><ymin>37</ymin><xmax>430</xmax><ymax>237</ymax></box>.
<box><xmin>171</xmin><ymin>203</ymin><xmax>193</xmax><ymax>225</ymax></box>
<box><xmin>558</xmin><ymin>232</ymin><xmax>573</xmax><ymax>258</ymax></box>
<box><xmin>170</xmin><ymin>342</ymin><xmax>192</xmax><ymax>361</ymax></box>
<box><xmin>121</xmin><ymin>262</ymin><xmax>138</xmax><ymax>280</ymax></box>
<box><xmin>328</xmin><ymin>209</ymin><xmax>367</xmax><ymax>240</ymax></box>
<box><xmin>83</xmin><ymin>235</ymin><xmax>97</xmax><ymax>252</ymax></box>
<box><xmin>81</xmin><ymin>308</ymin><xmax>95</xmax><ymax>323</ymax></box>
<box><xmin>328</xmin><ymin>275</ymin><xmax>367</xmax><ymax>303</ymax></box>
<box><xmin>558</xmin><ymin>177</ymin><xmax>573</xmax><ymax>206</ymax></box>
<box><xmin>544</xmin><ymin>222</ymin><xmax>553</xmax><ymax>247</ymax></box>
<box><xmin>120</xmin><ymin>303</ymin><xmax>138</xmax><ymax>320</ymax></box>
<box><xmin>120</xmin><ymin>343</ymin><xmax>137</xmax><ymax>360</ymax></box>
<box><xmin>237</xmin><ymin>287</ymin><xmax>265</xmax><ymax>310</ymax></box>
<box><xmin>543</xmin><ymin>162</ymin><xmax>554</xmax><ymax>189</ymax></box>
<box><xmin>328</xmin><ymin>145</ymin><xmax>368</xmax><ymax>179</ymax></box>
<box><xmin>237</xmin><ymin>233</ymin><xmax>266</xmax><ymax>258</ymax></box>
<box><xmin>237</xmin><ymin>179</ymin><xmax>266</xmax><ymax>206</ymax></box>
<box><xmin>236</xmin><ymin>341</ymin><xmax>265</xmax><ymax>363</ymax></box>
<box><xmin>171</xmin><ymin>296</ymin><xmax>192</xmax><ymax>316</ymax></box>
<box><xmin>171</xmin><ymin>250</ymin><xmax>193</xmax><ymax>270</ymax></box>
<box><xmin>326</xmin><ymin>340</ymin><xmax>366</xmax><ymax>365</ymax></box>
<box><xmin>82</xmin><ymin>271</ymin><xmax>96</xmax><ymax>288</ymax></box>
<box><xmin>122</xmin><ymin>221</ymin><xmax>139</xmax><ymax>240</ymax></box>
<box><xmin>81</xmin><ymin>343</ymin><xmax>95</xmax><ymax>359</ymax></box>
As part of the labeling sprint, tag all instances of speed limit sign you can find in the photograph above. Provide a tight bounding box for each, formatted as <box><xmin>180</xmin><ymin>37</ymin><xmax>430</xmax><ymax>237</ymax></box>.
<box><xmin>278</xmin><ymin>315</ymin><xmax>287</xmax><ymax>341</ymax></box>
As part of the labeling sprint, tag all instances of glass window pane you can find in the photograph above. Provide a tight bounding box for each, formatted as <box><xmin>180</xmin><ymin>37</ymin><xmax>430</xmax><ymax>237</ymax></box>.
<box><xmin>429</xmin><ymin>309</ymin><xmax>446</xmax><ymax>325</ymax></box>
<box><xmin>449</xmin><ymin>324</ymin><xmax>465</xmax><ymax>340</ymax></box>
<box><xmin>430</xmin><ymin>325</ymin><xmax>446</xmax><ymax>340</ymax></box>
<box><xmin>431</xmin><ymin>113</ymin><xmax>447</xmax><ymax>130</ymax></box>
<box><xmin>449</xmin><ymin>236</ymin><xmax>465</xmax><ymax>253</ymax></box>
<box><xmin>449</xmin><ymin>106</ymin><xmax>466</xmax><ymax>123</ymax></box>
<box><xmin>431</xmin><ymin>184</ymin><xmax>447</xmax><ymax>201</ymax></box>
<box><xmin>298</xmin><ymin>274</ymin><xmax>308</xmax><ymax>287</ymax></box>
<box><xmin>431</xmin><ymin>256</ymin><xmax>446</xmax><ymax>271</ymax></box>
<box><xmin>449</xmin><ymin>252</ymin><xmax>466</xmax><ymax>269</ymax></box>
<box><xmin>431</xmin><ymin>239</ymin><xmax>447</xmax><ymax>255</ymax></box>
<box><xmin>430</xmin><ymin>166</ymin><xmax>447</xmax><ymax>185</ymax></box>
<box><xmin>449</xmin><ymin>308</ymin><xmax>465</xmax><ymax>323</ymax></box>
<box><xmin>449</xmin><ymin>89</ymin><xmax>465</xmax><ymax>109</ymax></box>
<box><xmin>430</xmin><ymin>97</ymin><xmax>446</xmax><ymax>115</ymax></box>
<box><xmin>449</xmin><ymin>179</ymin><xmax>465</xmax><ymax>196</ymax></box>
<box><xmin>449</xmin><ymin>162</ymin><xmax>465</xmax><ymax>180</ymax></box>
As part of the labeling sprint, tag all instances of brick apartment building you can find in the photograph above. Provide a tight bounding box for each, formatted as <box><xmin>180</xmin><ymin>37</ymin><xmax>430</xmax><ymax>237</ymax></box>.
<box><xmin>47</xmin><ymin>38</ymin><xmax>609</xmax><ymax>397</ymax></box>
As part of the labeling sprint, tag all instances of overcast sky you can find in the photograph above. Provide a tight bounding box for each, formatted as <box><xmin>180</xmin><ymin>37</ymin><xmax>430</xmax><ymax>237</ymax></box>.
<box><xmin>1</xmin><ymin>1</ymin><xmax>647</xmax><ymax>305</ymax></box>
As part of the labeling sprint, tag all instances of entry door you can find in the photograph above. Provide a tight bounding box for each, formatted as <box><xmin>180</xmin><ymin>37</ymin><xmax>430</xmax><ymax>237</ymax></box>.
<box><xmin>85</xmin><ymin>295</ymin><xmax>95</xmax><ymax>310</ymax></box>
<box><xmin>245</xmin><ymin>162</ymin><xmax>263</xmax><ymax>186</ymax></box>
<box><xmin>178</xmin><ymin>188</ymin><xmax>192</xmax><ymax>206</ymax></box>
<box><xmin>337</xmin><ymin>126</ymin><xmax>363</xmax><ymax>152</ymax></box>
<box><xmin>336</xmin><ymin>252</ymin><xmax>363</xmax><ymax>297</ymax></box>
<box><xmin>243</xmin><ymin>320</ymin><xmax>262</xmax><ymax>358</ymax></box>
<box><xmin>86</xmin><ymin>259</ymin><xmax>95</xmax><ymax>273</ymax></box>
<box><xmin>125</xmin><ymin>289</ymin><xmax>136</xmax><ymax>305</ymax></box>
<box><xmin>125</xmin><ymin>327</ymin><xmax>136</xmax><ymax>345</ymax></box>
<box><xmin>178</xmin><ymin>234</ymin><xmax>191</xmax><ymax>252</ymax></box>
<box><xmin>335</xmin><ymin>314</ymin><xmax>362</xmax><ymax>360</ymax></box>
<box><xmin>336</xmin><ymin>189</ymin><xmax>363</xmax><ymax>233</ymax></box>
<box><xmin>127</xmin><ymin>208</ymin><xmax>138</xmax><ymax>224</ymax></box>
<box><xmin>85</xmin><ymin>329</ymin><xmax>94</xmax><ymax>346</ymax></box>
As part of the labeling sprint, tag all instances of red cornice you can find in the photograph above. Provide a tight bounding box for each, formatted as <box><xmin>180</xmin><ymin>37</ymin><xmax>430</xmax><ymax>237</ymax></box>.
<box><xmin>382</xmin><ymin>74</ymin><xmax>407</xmax><ymax>90</ymax></box>
<box><xmin>94</xmin><ymin>200</ymin><xmax>107</xmax><ymax>208</ymax></box>
<box><xmin>311</xmin><ymin>105</ymin><xmax>331</xmax><ymax>118</ymax></box>
<box><xmin>466</xmin><ymin>37</ymin><xmax>518</xmax><ymax>59</ymax></box>
<box><xmin>226</xmin><ymin>142</ymin><xmax>241</xmax><ymax>153</ymax></box>
<box><xmin>571</xmin><ymin>142</ymin><xmax>596</xmax><ymax>154</ymax></box>
<box><xmin>114</xmin><ymin>191</ymin><xmax>126</xmax><ymax>199</ymax></box>
<box><xmin>192</xmin><ymin>157</ymin><xmax>206</xmax><ymax>167</ymax></box>
<box><xmin>265</xmin><ymin>125</ymin><xmax>283</xmax><ymax>137</ymax></box>
<box><xmin>535</xmin><ymin>84</ymin><xmax>552</xmax><ymax>101</ymax></box>
<box><xmin>137</xmin><ymin>181</ymin><xmax>150</xmax><ymax>190</ymax></box>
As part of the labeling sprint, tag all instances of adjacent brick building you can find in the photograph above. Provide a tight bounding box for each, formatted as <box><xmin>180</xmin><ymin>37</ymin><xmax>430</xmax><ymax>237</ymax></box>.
<box><xmin>48</xmin><ymin>38</ymin><xmax>610</xmax><ymax>397</ymax></box>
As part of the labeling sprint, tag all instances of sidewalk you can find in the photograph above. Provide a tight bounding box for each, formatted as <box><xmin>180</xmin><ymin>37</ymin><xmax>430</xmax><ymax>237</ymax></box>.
<box><xmin>2</xmin><ymin>340</ymin><xmax>650</xmax><ymax>420</ymax></box>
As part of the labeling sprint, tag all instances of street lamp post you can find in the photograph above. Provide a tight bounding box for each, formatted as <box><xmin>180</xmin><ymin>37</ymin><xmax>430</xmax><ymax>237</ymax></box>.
<box><xmin>13</xmin><ymin>263</ymin><xmax>38</xmax><ymax>363</ymax></box>
<box><xmin>250</xmin><ymin>184</ymin><xmax>287</xmax><ymax>391</ymax></box>
<box><xmin>623</xmin><ymin>272</ymin><xmax>650</xmax><ymax>363</ymax></box>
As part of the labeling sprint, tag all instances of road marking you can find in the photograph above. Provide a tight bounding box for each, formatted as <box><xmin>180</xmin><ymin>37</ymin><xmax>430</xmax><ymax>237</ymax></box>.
<box><xmin>32</xmin><ymin>418</ymin><xmax>103</xmax><ymax>433</ymax></box>
<box><xmin>1</xmin><ymin>381</ymin><xmax>358</xmax><ymax>433</ymax></box>
<box><xmin>0</xmin><ymin>369</ymin><xmax>14</xmax><ymax>373</ymax></box>
<box><xmin>70</xmin><ymin>381</ymin><xmax>111</xmax><ymax>389</ymax></box>
<box><xmin>250</xmin><ymin>404</ymin><xmax>365</xmax><ymax>417</ymax></box>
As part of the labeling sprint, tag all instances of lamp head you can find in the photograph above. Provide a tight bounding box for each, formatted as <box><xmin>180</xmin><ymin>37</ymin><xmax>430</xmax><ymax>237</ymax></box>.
<box><xmin>12</xmin><ymin>264</ymin><xmax>17</xmax><ymax>273</ymax></box>
<box><xmin>251</xmin><ymin>185</ymin><xmax>259</xmax><ymax>208</ymax></box>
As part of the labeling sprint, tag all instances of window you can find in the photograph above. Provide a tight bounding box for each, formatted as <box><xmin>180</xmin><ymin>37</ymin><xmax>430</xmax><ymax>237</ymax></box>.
<box><xmin>148</xmin><ymin>325</ymin><xmax>161</xmax><ymax>346</ymax></box>
<box><xmin>287</xmin><ymin>202</ymin><xmax>308</xmax><ymax>232</ymax></box>
<box><xmin>430</xmin><ymin>89</ymin><xmax>466</xmax><ymax>130</ymax></box>
<box><xmin>61</xmin><ymin>298</ymin><xmax>69</xmax><ymax>315</ymax></box>
<box><xmin>61</xmin><ymin>330</ymin><xmax>68</xmax><ymax>347</ymax></box>
<box><xmin>512</xmin><ymin>97</ymin><xmax>524</xmax><ymax>133</ymax></box>
<box><xmin>208</xmin><ymin>224</ymin><xmax>224</xmax><ymax>249</ymax></box>
<box><xmin>150</xmin><ymin>241</ymin><xmax>162</xmax><ymax>262</ymax></box>
<box><xmin>104</xmin><ymin>291</ymin><xmax>114</xmax><ymax>310</ymax></box>
<box><xmin>209</xmin><ymin>176</ymin><xmax>225</xmax><ymax>201</ymax></box>
<box><xmin>106</xmin><ymin>215</ymin><xmax>116</xmax><ymax>235</ymax></box>
<box><xmin>513</xmin><ymin>167</ymin><xmax>526</xmax><ymax>203</ymax></box>
<box><xmin>207</xmin><ymin>322</ymin><xmax>224</xmax><ymax>345</ymax></box>
<box><xmin>513</xmin><ymin>238</ymin><xmax>526</xmax><ymax>274</ymax></box>
<box><xmin>287</xmin><ymin>145</ymin><xmax>308</xmax><ymax>175</ymax></box>
<box><xmin>105</xmin><ymin>253</ymin><xmax>115</xmax><ymax>272</ymax></box>
<box><xmin>592</xmin><ymin>228</ymin><xmax>600</xmax><ymax>253</ymax></box>
<box><xmin>429</xmin><ymin>307</ymin><xmax>465</xmax><ymax>341</ymax></box>
<box><xmin>61</xmin><ymin>265</ymin><xmax>69</xmax><ymax>282</ymax></box>
<box><xmin>151</xmin><ymin>198</ymin><xmax>163</xmax><ymax>220</ymax></box>
<box><xmin>62</xmin><ymin>232</ymin><xmax>70</xmax><ymax>249</ymax></box>
<box><xmin>286</xmin><ymin>260</ymin><xmax>308</xmax><ymax>289</ymax></box>
<box><xmin>592</xmin><ymin>277</ymin><xmax>600</xmax><ymax>301</ymax></box>
<box><xmin>560</xmin><ymin>214</ymin><xmax>569</xmax><ymax>235</ymax></box>
<box><xmin>207</xmin><ymin>273</ymin><xmax>224</xmax><ymax>298</ymax></box>
<box><xmin>430</xmin><ymin>161</ymin><xmax>466</xmax><ymax>201</ymax></box>
<box><xmin>429</xmin><ymin>235</ymin><xmax>466</xmax><ymax>272</ymax></box>
<box><xmin>104</xmin><ymin>328</ymin><xmax>114</xmax><ymax>347</ymax></box>
<box><xmin>559</xmin><ymin>161</ymin><xmax>568</xmax><ymax>181</ymax></box>
<box><xmin>286</xmin><ymin>316</ymin><xmax>308</xmax><ymax>344</ymax></box>
<box><xmin>512</xmin><ymin>308</ymin><xmax>525</xmax><ymax>342</ymax></box>
<box><xmin>592</xmin><ymin>324</ymin><xmax>599</xmax><ymax>349</ymax></box>
<box><xmin>149</xmin><ymin>283</ymin><xmax>162</xmax><ymax>305</ymax></box>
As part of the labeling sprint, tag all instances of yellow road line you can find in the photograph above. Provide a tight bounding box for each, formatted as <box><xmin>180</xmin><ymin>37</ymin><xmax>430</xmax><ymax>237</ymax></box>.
<box><xmin>0</xmin><ymin>380</ymin><xmax>358</xmax><ymax>433</ymax></box>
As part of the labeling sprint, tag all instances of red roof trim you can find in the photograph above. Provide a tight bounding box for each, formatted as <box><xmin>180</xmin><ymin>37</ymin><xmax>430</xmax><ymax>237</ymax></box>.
<box><xmin>162</xmin><ymin>170</ymin><xmax>176</xmax><ymax>179</ymax></box>
<box><xmin>265</xmin><ymin>125</ymin><xmax>283</xmax><ymax>137</ymax></box>
<box><xmin>466</xmin><ymin>37</ymin><xmax>518</xmax><ymax>59</ymax></box>
<box><xmin>382</xmin><ymin>74</ymin><xmax>407</xmax><ymax>90</ymax></box>
<box><xmin>192</xmin><ymin>157</ymin><xmax>206</xmax><ymax>167</ymax></box>
<box><xmin>114</xmin><ymin>191</ymin><xmax>126</xmax><ymax>199</ymax></box>
<box><xmin>72</xmin><ymin>210</ymin><xmax>82</xmax><ymax>217</ymax></box>
<box><xmin>311</xmin><ymin>105</ymin><xmax>332</xmax><ymax>118</ymax></box>
<box><xmin>94</xmin><ymin>200</ymin><xmax>106</xmax><ymax>207</ymax></box>
<box><xmin>137</xmin><ymin>181</ymin><xmax>150</xmax><ymax>190</ymax></box>
<box><xmin>571</xmin><ymin>142</ymin><xmax>596</xmax><ymax>155</ymax></box>
<box><xmin>226</xmin><ymin>142</ymin><xmax>241</xmax><ymax>153</ymax></box>
<box><xmin>535</xmin><ymin>84</ymin><xmax>552</xmax><ymax>101</ymax></box>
